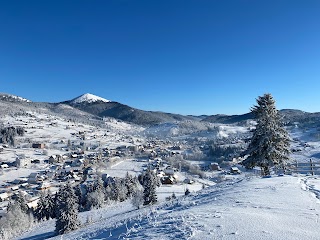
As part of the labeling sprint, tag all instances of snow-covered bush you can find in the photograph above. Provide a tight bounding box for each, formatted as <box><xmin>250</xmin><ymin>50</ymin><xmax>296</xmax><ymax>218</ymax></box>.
<box><xmin>0</xmin><ymin>200</ymin><xmax>34</xmax><ymax>240</ymax></box>
<box><xmin>131</xmin><ymin>189</ymin><xmax>144</xmax><ymax>209</ymax></box>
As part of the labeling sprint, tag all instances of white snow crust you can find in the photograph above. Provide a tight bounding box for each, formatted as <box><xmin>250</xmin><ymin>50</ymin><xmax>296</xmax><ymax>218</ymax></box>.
<box><xmin>71</xmin><ymin>93</ymin><xmax>111</xmax><ymax>104</ymax></box>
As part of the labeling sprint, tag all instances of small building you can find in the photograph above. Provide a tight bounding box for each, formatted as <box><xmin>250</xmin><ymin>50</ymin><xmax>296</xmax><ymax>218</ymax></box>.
<box><xmin>32</xmin><ymin>143</ymin><xmax>45</xmax><ymax>149</ymax></box>
<box><xmin>36</xmin><ymin>181</ymin><xmax>51</xmax><ymax>190</ymax></box>
<box><xmin>0</xmin><ymin>164</ymin><xmax>9</xmax><ymax>169</ymax></box>
<box><xmin>210</xmin><ymin>162</ymin><xmax>221</xmax><ymax>171</ymax></box>
<box><xmin>27</xmin><ymin>197</ymin><xmax>40</xmax><ymax>210</ymax></box>
<box><xmin>0</xmin><ymin>192</ymin><xmax>9</xmax><ymax>202</ymax></box>
<box><xmin>230</xmin><ymin>166</ymin><xmax>241</xmax><ymax>174</ymax></box>
<box><xmin>184</xmin><ymin>178</ymin><xmax>195</xmax><ymax>184</ymax></box>
<box><xmin>31</xmin><ymin>159</ymin><xmax>41</xmax><ymax>164</ymax></box>
<box><xmin>28</xmin><ymin>173</ymin><xmax>40</xmax><ymax>184</ymax></box>
<box><xmin>49</xmin><ymin>155</ymin><xmax>63</xmax><ymax>164</ymax></box>
<box><xmin>11</xmin><ymin>185</ymin><xmax>19</xmax><ymax>191</ymax></box>
<box><xmin>161</xmin><ymin>176</ymin><xmax>176</xmax><ymax>184</ymax></box>
<box><xmin>15</xmin><ymin>157</ymin><xmax>30</xmax><ymax>168</ymax></box>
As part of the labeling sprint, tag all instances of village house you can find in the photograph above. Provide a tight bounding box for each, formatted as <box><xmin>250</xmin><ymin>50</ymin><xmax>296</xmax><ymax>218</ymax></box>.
<box><xmin>161</xmin><ymin>175</ymin><xmax>176</xmax><ymax>184</ymax></box>
<box><xmin>28</xmin><ymin>173</ymin><xmax>41</xmax><ymax>184</ymax></box>
<box><xmin>32</xmin><ymin>143</ymin><xmax>45</xmax><ymax>149</ymax></box>
<box><xmin>49</xmin><ymin>154</ymin><xmax>63</xmax><ymax>164</ymax></box>
<box><xmin>0</xmin><ymin>163</ymin><xmax>9</xmax><ymax>169</ymax></box>
<box><xmin>210</xmin><ymin>162</ymin><xmax>221</xmax><ymax>171</ymax></box>
<box><xmin>15</xmin><ymin>157</ymin><xmax>30</xmax><ymax>168</ymax></box>
<box><xmin>26</xmin><ymin>197</ymin><xmax>40</xmax><ymax>210</ymax></box>
<box><xmin>0</xmin><ymin>192</ymin><xmax>9</xmax><ymax>202</ymax></box>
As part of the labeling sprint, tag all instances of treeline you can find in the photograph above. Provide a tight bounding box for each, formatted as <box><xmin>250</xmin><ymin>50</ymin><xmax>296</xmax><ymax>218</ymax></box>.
<box><xmin>208</xmin><ymin>144</ymin><xmax>243</xmax><ymax>163</ymax></box>
<box><xmin>0</xmin><ymin>126</ymin><xmax>25</xmax><ymax>146</ymax></box>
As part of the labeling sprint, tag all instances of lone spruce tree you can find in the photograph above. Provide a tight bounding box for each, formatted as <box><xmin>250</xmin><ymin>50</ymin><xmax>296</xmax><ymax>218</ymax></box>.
<box><xmin>55</xmin><ymin>183</ymin><xmax>81</xmax><ymax>235</ymax></box>
<box><xmin>142</xmin><ymin>168</ymin><xmax>160</xmax><ymax>205</ymax></box>
<box><xmin>243</xmin><ymin>93</ymin><xmax>290</xmax><ymax>176</ymax></box>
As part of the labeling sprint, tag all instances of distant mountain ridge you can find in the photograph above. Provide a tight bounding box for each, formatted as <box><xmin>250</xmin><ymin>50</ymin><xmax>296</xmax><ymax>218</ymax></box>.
<box><xmin>62</xmin><ymin>93</ymin><xmax>198</xmax><ymax>126</ymax></box>
<box><xmin>201</xmin><ymin>109</ymin><xmax>320</xmax><ymax>127</ymax></box>
<box><xmin>201</xmin><ymin>112</ymin><xmax>254</xmax><ymax>124</ymax></box>
<box><xmin>0</xmin><ymin>93</ymin><xmax>31</xmax><ymax>103</ymax></box>
<box><xmin>0</xmin><ymin>92</ymin><xmax>319</xmax><ymax>127</ymax></box>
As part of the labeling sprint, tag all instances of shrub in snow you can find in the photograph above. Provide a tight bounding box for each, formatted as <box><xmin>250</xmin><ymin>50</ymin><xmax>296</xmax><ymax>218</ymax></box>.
<box><xmin>8</xmin><ymin>192</ymin><xmax>29</xmax><ymax>214</ymax></box>
<box><xmin>131</xmin><ymin>189</ymin><xmax>144</xmax><ymax>209</ymax></box>
<box><xmin>185</xmin><ymin>188</ymin><xmax>191</xmax><ymax>196</ymax></box>
<box><xmin>86</xmin><ymin>189</ymin><xmax>105</xmax><ymax>210</ymax></box>
<box><xmin>109</xmin><ymin>178</ymin><xmax>128</xmax><ymax>202</ymax></box>
<box><xmin>171</xmin><ymin>192</ymin><xmax>177</xmax><ymax>199</ymax></box>
<box><xmin>0</xmin><ymin>200</ymin><xmax>34</xmax><ymax>240</ymax></box>
<box><xmin>124</xmin><ymin>172</ymin><xmax>140</xmax><ymax>198</ymax></box>
<box><xmin>55</xmin><ymin>182</ymin><xmax>81</xmax><ymax>235</ymax></box>
<box><xmin>242</xmin><ymin>93</ymin><xmax>290</xmax><ymax>176</ymax></box>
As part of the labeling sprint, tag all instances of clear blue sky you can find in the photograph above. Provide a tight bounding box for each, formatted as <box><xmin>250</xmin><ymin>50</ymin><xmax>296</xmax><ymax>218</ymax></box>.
<box><xmin>1</xmin><ymin>0</ymin><xmax>320</xmax><ymax>115</ymax></box>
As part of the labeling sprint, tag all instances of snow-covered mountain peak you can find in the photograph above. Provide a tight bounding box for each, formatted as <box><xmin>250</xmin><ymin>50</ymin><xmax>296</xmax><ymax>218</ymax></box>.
<box><xmin>71</xmin><ymin>93</ymin><xmax>111</xmax><ymax>104</ymax></box>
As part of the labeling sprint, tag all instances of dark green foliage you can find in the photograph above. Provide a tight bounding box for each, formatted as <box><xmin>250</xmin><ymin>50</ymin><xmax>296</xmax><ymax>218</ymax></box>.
<box><xmin>141</xmin><ymin>168</ymin><xmax>160</xmax><ymax>205</ymax></box>
<box><xmin>55</xmin><ymin>183</ymin><xmax>81</xmax><ymax>235</ymax></box>
<box><xmin>242</xmin><ymin>94</ymin><xmax>290</xmax><ymax>176</ymax></box>
<box><xmin>0</xmin><ymin>126</ymin><xmax>25</xmax><ymax>146</ymax></box>
<box><xmin>35</xmin><ymin>191</ymin><xmax>55</xmax><ymax>221</ymax></box>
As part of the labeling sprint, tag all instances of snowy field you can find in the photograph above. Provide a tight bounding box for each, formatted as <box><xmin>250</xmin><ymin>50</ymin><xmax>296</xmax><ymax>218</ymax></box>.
<box><xmin>18</xmin><ymin>175</ymin><xmax>320</xmax><ymax>240</ymax></box>
<box><xmin>102</xmin><ymin>158</ymin><xmax>210</xmax><ymax>201</ymax></box>
<box><xmin>5</xmin><ymin>109</ymin><xmax>320</xmax><ymax>240</ymax></box>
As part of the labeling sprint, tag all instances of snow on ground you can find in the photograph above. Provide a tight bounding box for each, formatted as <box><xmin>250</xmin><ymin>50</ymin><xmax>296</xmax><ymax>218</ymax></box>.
<box><xmin>216</xmin><ymin>125</ymin><xmax>248</xmax><ymax>138</ymax></box>
<box><xmin>101</xmin><ymin>158</ymin><xmax>207</xmax><ymax>201</ymax></box>
<box><xmin>0</xmin><ymin>168</ymin><xmax>39</xmax><ymax>183</ymax></box>
<box><xmin>18</xmin><ymin>175</ymin><xmax>320</xmax><ymax>240</ymax></box>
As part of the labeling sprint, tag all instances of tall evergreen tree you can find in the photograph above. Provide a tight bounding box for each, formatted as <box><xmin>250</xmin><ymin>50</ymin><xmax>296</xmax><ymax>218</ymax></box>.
<box><xmin>6</xmin><ymin>193</ymin><xmax>29</xmax><ymax>216</ymax></box>
<box><xmin>45</xmin><ymin>191</ymin><xmax>56</xmax><ymax>219</ymax></box>
<box><xmin>35</xmin><ymin>191</ymin><xmax>56</xmax><ymax>221</ymax></box>
<box><xmin>35</xmin><ymin>191</ymin><xmax>47</xmax><ymax>221</ymax></box>
<box><xmin>242</xmin><ymin>93</ymin><xmax>290</xmax><ymax>176</ymax></box>
<box><xmin>141</xmin><ymin>168</ymin><xmax>160</xmax><ymax>205</ymax></box>
<box><xmin>55</xmin><ymin>183</ymin><xmax>81</xmax><ymax>235</ymax></box>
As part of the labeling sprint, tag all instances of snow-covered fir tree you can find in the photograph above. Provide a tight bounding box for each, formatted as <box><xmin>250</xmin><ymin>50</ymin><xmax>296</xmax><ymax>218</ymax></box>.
<box><xmin>35</xmin><ymin>191</ymin><xmax>55</xmax><ymax>221</ymax></box>
<box><xmin>124</xmin><ymin>172</ymin><xmax>140</xmax><ymax>198</ymax></box>
<box><xmin>13</xmin><ymin>191</ymin><xmax>29</xmax><ymax>214</ymax></box>
<box><xmin>55</xmin><ymin>182</ymin><xmax>81</xmax><ymax>235</ymax></box>
<box><xmin>45</xmin><ymin>191</ymin><xmax>56</xmax><ymax>219</ymax></box>
<box><xmin>34</xmin><ymin>191</ymin><xmax>47</xmax><ymax>221</ymax></box>
<box><xmin>242</xmin><ymin>93</ymin><xmax>290</xmax><ymax>176</ymax></box>
<box><xmin>141</xmin><ymin>168</ymin><xmax>160</xmax><ymax>205</ymax></box>
<box><xmin>109</xmin><ymin>178</ymin><xmax>127</xmax><ymax>202</ymax></box>
<box><xmin>86</xmin><ymin>188</ymin><xmax>105</xmax><ymax>210</ymax></box>
<box><xmin>124</xmin><ymin>172</ymin><xmax>135</xmax><ymax>197</ymax></box>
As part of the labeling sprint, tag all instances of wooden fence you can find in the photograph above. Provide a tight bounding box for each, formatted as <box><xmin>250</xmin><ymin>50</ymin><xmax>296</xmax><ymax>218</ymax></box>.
<box><xmin>287</xmin><ymin>159</ymin><xmax>320</xmax><ymax>175</ymax></box>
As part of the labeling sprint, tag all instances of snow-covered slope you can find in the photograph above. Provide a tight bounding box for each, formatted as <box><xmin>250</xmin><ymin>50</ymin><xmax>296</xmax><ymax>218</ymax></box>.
<box><xmin>0</xmin><ymin>93</ymin><xmax>31</xmax><ymax>103</ymax></box>
<box><xmin>19</xmin><ymin>175</ymin><xmax>320</xmax><ymax>240</ymax></box>
<box><xmin>70</xmin><ymin>93</ymin><xmax>111</xmax><ymax>104</ymax></box>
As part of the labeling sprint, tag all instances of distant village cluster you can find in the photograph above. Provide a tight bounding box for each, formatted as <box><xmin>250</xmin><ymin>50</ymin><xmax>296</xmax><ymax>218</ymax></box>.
<box><xmin>0</xmin><ymin>101</ymin><xmax>255</xmax><ymax>240</ymax></box>
<box><xmin>0</xmin><ymin>112</ymin><xmax>241</xmax><ymax>220</ymax></box>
